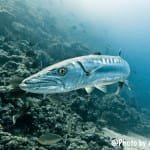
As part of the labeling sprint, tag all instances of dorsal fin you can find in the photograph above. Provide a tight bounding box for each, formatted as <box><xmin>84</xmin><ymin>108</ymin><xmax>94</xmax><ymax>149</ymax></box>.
<box><xmin>93</xmin><ymin>52</ymin><xmax>102</xmax><ymax>55</ymax></box>
<box><xmin>118</xmin><ymin>48</ymin><xmax>122</xmax><ymax>56</ymax></box>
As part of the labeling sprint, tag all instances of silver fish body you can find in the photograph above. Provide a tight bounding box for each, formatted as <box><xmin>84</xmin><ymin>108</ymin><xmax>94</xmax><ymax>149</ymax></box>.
<box><xmin>19</xmin><ymin>54</ymin><xmax>130</xmax><ymax>94</ymax></box>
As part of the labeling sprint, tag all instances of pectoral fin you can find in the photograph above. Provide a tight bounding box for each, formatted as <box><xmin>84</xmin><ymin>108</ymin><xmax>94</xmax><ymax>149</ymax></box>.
<box><xmin>85</xmin><ymin>87</ymin><xmax>94</xmax><ymax>94</ymax></box>
<box><xmin>95</xmin><ymin>84</ymin><xmax>107</xmax><ymax>93</ymax></box>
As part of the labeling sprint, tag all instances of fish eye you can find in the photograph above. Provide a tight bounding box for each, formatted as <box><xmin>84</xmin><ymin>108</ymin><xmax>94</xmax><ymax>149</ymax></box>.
<box><xmin>58</xmin><ymin>67</ymin><xmax>67</xmax><ymax>76</ymax></box>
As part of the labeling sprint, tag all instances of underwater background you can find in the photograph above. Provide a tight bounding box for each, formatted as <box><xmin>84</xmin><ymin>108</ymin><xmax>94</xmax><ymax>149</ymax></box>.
<box><xmin>0</xmin><ymin>0</ymin><xmax>150</xmax><ymax>149</ymax></box>
<box><xmin>48</xmin><ymin>0</ymin><xmax>150</xmax><ymax>109</ymax></box>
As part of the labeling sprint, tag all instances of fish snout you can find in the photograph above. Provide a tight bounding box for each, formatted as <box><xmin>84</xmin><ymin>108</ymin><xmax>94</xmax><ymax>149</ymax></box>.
<box><xmin>19</xmin><ymin>83</ymin><xmax>27</xmax><ymax>90</ymax></box>
<box><xmin>19</xmin><ymin>76</ymin><xmax>65</xmax><ymax>94</ymax></box>
<box><xmin>19</xmin><ymin>78</ymin><xmax>32</xmax><ymax>91</ymax></box>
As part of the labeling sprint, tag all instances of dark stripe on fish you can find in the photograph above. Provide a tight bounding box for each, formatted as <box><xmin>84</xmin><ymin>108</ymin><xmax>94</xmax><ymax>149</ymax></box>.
<box><xmin>77</xmin><ymin>61</ymin><xmax>90</xmax><ymax>76</ymax></box>
<box><xmin>97</xmin><ymin>65</ymin><xmax>127</xmax><ymax>74</ymax></box>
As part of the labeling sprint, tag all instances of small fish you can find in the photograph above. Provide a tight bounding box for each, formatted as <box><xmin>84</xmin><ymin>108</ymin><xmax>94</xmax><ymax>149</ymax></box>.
<box><xmin>38</xmin><ymin>133</ymin><xmax>62</xmax><ymax>145</ymax></box>
<box><xmin>19</xmin><ymin>54</ymin><xmax>130</xmax><ymax>94</ymax></box>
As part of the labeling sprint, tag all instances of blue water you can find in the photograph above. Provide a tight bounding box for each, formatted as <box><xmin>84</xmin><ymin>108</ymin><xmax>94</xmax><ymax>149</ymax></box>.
<box><xmin>27</xmin><ymin>0</ymin><xmax>150</xmax><ymax>108</ymax></box>
<box><xmin>55</xmin><ymin>0</ymin><xmax>150</xmax><ymax>108</ymax></box>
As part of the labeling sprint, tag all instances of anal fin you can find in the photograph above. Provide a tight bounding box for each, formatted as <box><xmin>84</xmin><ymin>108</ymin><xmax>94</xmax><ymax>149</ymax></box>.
<box><xmin>95</xmin><ymin>84</ymin><xmax>107</xmax><ymax>93</ymax></box>
<box><xmin>115</xmin><ymin>81</ymin><xmax>124</xmax><ymax>95</ymax></box>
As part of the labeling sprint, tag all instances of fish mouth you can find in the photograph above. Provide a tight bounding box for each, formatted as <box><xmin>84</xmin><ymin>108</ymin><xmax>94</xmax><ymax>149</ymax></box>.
<box><xmin>19</xmin><ymin>77</ymin><xmax>65</xmax><ymax>92</ymax></box>
<box><xmin>19</xmin><ymin>83</ymin><xmax>28</xmax><ymax>89</ymax></box>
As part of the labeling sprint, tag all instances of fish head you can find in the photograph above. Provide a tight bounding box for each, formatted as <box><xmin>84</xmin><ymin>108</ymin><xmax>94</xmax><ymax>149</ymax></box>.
<box><xmin>19</xmin><ymin>61</ymin><xmax>81</xmax><ymax>94</ymax></box>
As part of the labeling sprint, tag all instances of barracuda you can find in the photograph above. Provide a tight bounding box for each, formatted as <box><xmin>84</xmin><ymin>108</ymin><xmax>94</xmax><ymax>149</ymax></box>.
<box><xmin>19</xmin><ymin>54</ymin><xmax>130</xmax><ymax>94</ymax></box>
